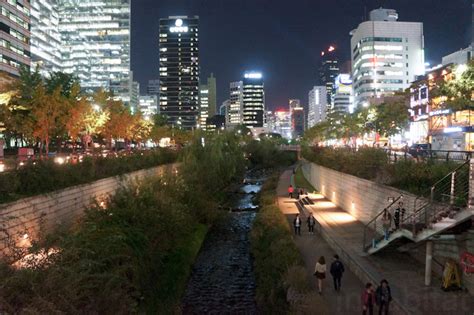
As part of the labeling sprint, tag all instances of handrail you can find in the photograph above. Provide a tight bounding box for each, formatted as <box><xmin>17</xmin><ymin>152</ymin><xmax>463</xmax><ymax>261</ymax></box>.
<box><xmin>362</xmin><ymin>195</ymin><xmax>403</xmax><ymax>252</ymax></box>
<box><xmin>412</xmin><ymin>160</ymin><xmax>470</xmax><ymax>214</ymax></box>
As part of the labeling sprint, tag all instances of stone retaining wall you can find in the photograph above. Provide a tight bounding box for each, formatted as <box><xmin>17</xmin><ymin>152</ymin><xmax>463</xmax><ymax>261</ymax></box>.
<box><xmin>301</xmin><ymin>161</ymin><xmax>419</xmax><ymax>224</ymax></box>
<box><xmin>0</xmin><ymin>164</ymin><xmax>176</xmax><ymax>254</ymax></box>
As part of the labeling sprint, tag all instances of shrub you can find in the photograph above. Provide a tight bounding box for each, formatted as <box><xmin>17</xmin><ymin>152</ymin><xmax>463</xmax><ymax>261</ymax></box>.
<box><xmin>0</xmin><ymin>149</ymin><xmax>177</xmax><ymax>204</ymax></box>
<box><xmin>251</xmin><ymin>174</ymin><xmax>305</xmax><ymax>313</ymax></box>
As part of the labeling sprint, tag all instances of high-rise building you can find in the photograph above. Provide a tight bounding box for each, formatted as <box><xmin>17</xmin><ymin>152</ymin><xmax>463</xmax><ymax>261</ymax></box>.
<box><xmin>308</xmin><ymin>86</ymin><xmax>327</xmax><ymax>128</ymax></box>
<box><xmin>292</xmin><ymin>106</ymin><xmax>305</xmax><ymax>138</ymax></box>
<box><xmin>207</xmin><ymin>73</ymin><xmax>216</xmax><ymax>117</ymax></box>
<box><xmin>147</xmin><ymin>79</ymin><xmax>160</xmax><ymax>96</ymax></box>
<box><xmin>130</xmin><ymin>78</ymin><xmax>139</xmax><ymax>114</ymax></box>
<box><xmin>242</xmin><ymin>72</ymin><xmax>265</xmax><ymax>128</ymax></box>
<box><xmin>227</xmin><ymin>81</ymin><xmax>243</xmax><ymax>127</ymax></box>
<box><xmin>219</xmin><ymin>99</ymin><xmax>229</xmax><ymax>117</ymax></box>
<box><xmin>319</xmin><ymin>46</ymin><xmax>339</xmax><ymax>106</ymax></box>
<box><xmin>289</xmin><ymin>99</ymin><xmax>301</xmax><ymax>111</ymax></box>
<box><xmin>0</xmin><ymin>0</ymin><xmax>31</xmax><ymax>77</ymax></box>
<box><xmin>206</xmin><ymin>114</ymin><xmax>225</xmax><ymax>132</ymax></box>
<box><xmin>333</xmin><ymin>74</ymin><xmax>354</xmax><ymax>114</ymax></box>
<box><xmin>138</xmin><ymin>95</ymin><xmax>158</xmax><ymax>119</ymax></box>
<box><xmin>273</xmin><ymin>110</ymin><xmax>292</xmax><ymax>140</ymax></box>
<box><xmin>58</xmin><ymin>0</ymin><xmax>131</xmax><ymax>103</ymax></box>
<box><xmin>350</xmin><ymin>8</ymin><xmax>424</xmax><ymax>108</ymax></box>
<box><xmin>30</xmin><ymin>0</ymin><xmax>61</xmax><ymax>75</ymax></box>
<box><xmin>198</xmin><ymin>85</ymin><xmax>209</xmax><ymax>129</ymax></box>
<box><xmin>198</xmin><ymin>74</ymin><xmax>217</xmax><ymax>130</ymax></box>
<box><xmin>159</xmin><ymin>16</ymin><xmax>200</xmax><ymax>130</ymax></box>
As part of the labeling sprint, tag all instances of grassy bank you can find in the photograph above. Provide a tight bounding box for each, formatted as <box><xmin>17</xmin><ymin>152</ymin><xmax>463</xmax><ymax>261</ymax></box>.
<box><xmin>0</xmin><ymin>133</ymin><xmax>247</xmax><ymax>313</ymax></box>
<box><xmin>251</xmin><ymin>173</ymin><xmax>305</xmax><ymax>313</ymax></box>
<box><xmin>0</xmin><ymin>148</ymin><xmax>177</xmax><ymax>204</ymax></box>
<box><xmin>294</xmin><ymin>165</ymin><xmax>316</xmax><ymax>192</ymax></box>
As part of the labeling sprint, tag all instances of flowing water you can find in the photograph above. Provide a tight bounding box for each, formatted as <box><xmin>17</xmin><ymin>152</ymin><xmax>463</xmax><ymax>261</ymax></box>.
<box><xmin>181</xmin><ymin>171</ymin><xmax>264</xmax><ymax>314</ymax></box>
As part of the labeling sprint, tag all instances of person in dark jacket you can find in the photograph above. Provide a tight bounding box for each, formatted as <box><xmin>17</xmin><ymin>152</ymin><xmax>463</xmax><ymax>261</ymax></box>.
<box><xmin>330</xmin><ymin>254</ymin><xmax>345</xmax><ymax>291</ymax></box>
<box><xmin>307</xmin><ymin>213</ymin><xmax>316</xmax><ymax>235</ymax></box>
<box><xmin>393</xmin><ymin>202</ymin><xmax>406</xmax><ymax>230</ymax></box>
<box><xmin>376</xmin><ymin>279</ymin><xmax>392</xmax><ymax>315</ymax></box>
<box><xmin>293</xmin><ymin>214</ymin><xmax>301</xmax><ymax>235</ymax></box>
<box><xmin>361</xmin><ymin>282</ymin><xmax>376</xmax><ymax>315</ymax></box>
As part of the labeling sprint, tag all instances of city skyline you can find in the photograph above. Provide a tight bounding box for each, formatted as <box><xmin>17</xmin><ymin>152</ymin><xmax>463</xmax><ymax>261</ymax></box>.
<box><xmin>131</xmin><ymin>0</ymin><xmax>472</xmax><ymax>109</ymax></box>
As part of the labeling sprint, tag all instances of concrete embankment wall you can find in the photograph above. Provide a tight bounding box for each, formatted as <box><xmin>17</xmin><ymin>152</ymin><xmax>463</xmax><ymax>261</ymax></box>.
<box><xmin>302</xmin><ymin>161</ymin><xmax>474</xmax><ymax>293</ymax></box>
<box><xmin>0</xmin><ymin>164</ymin><xmax>176</xmax><ymax>254</ymax></box>
<box><xmin>301</xmin><ymin>162</ymin><xmax>419</xmax><ymax>224</ymax></box>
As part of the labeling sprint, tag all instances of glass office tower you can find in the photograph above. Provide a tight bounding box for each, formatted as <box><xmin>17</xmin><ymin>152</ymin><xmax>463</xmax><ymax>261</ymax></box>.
<box><xmin>58</xmin><ymin>0</ymin><xmax>131</xmax><ymax>102</ymax></box>
<box><xmin>30</xmin><ymin>0</ymin><xmax>61</xmax><ymax>75</ymax></box>
<box><xmin>159</xmin><ymin>16</ymin><xmax>200</xmax><ymax>130</ymax></box>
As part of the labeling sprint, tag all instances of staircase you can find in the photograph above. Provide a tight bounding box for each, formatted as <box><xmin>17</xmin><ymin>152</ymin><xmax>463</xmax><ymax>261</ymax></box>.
<box><xmin>363</xmin><ymin>160</ymin><xmax>474</xmax><ymax>254</ymax></box>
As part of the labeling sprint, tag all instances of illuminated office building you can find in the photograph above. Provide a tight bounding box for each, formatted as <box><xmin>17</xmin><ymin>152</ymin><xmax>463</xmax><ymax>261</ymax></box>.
<box><xmin>333</xmin><ymin>74</ymin><xmax>354</xmax><ymax>113</ymax></box>
<box><xmin>139</xmin><ymin>95</ymin><xmax>158</xmax><ymax>119</ymax></box>
<box><xmin>0</xmin><ymin>0</ymin><xmax>31</xmax><ymax>76</ymax></box>
<box><xmin>58</xmin><ymin>0</ymin><xmax>131</xmax><ymax>103</ymax></box>
<box><xmin>242</xmin><ymin>71</ymin><xmax>265</xmax><ymax>128</ymax></box>
<box><xmin>159</xmin><ymin>16</ymin><xmax>199</xmax><ymax>130</ymax></box>
<box><xmin>318</xmin><ymin>46</ymin><xmax>339</xmax><ymax>106</ymax></box>
<box><xmin>199</xmin><ymin>73</ymin><xmax>216</xmax><ymax>130</ymax></box>
<box><xmin>307</xmin><ymin>86</ymin><xmax>327</xmax><ymax>128</ymax></box>
<box><xmin>227</xmin><ymin>81</ymin><xmax>243</xmax><ymax>127</ymax></box>
<box><xmin>350</xmin><ymin>8</ymin><xmax>424</xmax><ymax>107</ymax></box>
<box><xmin>30</xmin><ymin>0</ymin><xmax>61</xmax><ymax>75</ymax></box>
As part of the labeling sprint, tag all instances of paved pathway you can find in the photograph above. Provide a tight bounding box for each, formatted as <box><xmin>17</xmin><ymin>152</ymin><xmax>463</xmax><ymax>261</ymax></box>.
<box><xmin>280</xmin><ymin>166</ymin><xmax>474</xmax><ymax>315</ymax></box>
<box><xmin>277</xmin><ymin>169</ymin><xmax>363</xmax><ymax>314</ymax></box>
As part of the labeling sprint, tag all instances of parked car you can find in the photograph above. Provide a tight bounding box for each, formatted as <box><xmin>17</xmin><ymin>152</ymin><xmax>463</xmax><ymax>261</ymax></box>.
<box><xmin>408</xmin><ymin>143</ymin><xmax>431</xmax><ymax>158</ymax></box>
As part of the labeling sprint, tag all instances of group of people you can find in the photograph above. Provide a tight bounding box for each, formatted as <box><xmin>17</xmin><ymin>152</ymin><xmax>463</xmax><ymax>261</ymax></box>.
<box><xmin>381</xmin><ymin>202</ymin><xmax>406</xmax><ymax>241</ymax></box>
<box><xmin>292</xmin><ymin>213</ymin><xmax>315</xmax><ymax>236</ymax></box>
<box><xmin>314</xmin><ymin>255</ymin><xmax>393</xmax><ymax>314</ymax></box>
<box><xmin>287</xmin><ymin>184</ymin><xmax>306</xmax><ymax>199</ymax></box>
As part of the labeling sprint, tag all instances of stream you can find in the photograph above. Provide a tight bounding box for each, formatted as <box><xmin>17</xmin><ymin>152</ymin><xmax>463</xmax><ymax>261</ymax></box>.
<box><xmin>181</xmin><ymin>170</ymin><xmax>265</xmax><ymax>314</ymax></box>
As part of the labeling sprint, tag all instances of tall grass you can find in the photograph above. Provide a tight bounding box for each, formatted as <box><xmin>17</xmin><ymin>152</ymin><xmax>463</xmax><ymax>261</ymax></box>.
<box><xmin>251</xmin><ymin>174</ymin><xmax>305</xmax><ymax>313</ymax></box>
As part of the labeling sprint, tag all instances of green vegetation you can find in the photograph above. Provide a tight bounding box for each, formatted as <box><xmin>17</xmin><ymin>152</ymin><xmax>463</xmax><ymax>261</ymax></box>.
<box><xmin>294</xmin><ymin>165</ymin><xmax>316</xmax><ymax>192</ymax></box>
<box><xmin>0</xmin><ymin>149</ymin><xmax>177</xmax><ymax>204</ymax></box>
<box><xmin>304</xmin><ymin>95</ymin><xmax>409</xmax><ymax>143</ymax></box>
<box><xmin>245</xmin><ymin>138</ymin><xmax>297</xmax><ymax>169</ymax></box>
<box><xmin>303</xmin><ymin>146</ymin><xmax>462</xmax><ymax>196</ymax></box>
<box><xmin>0</xmin><ymin>132</ymin><xmax>247</xmax><ymax>313</ymax></box>
<box><xmin>251</xmin><ymin>174</ymin><xmax>305</xmax><ymax>313</ymax></box>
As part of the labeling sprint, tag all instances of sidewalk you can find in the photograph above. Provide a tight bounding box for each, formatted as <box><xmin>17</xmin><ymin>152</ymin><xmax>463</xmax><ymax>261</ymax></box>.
<box><xmin>280</xmin><ymin>168</ymin><xmax>474</xmax><ymax>314</ymax></box>
<box><xmin>277</xmin><ymin>169</ymin><xmax>363</xmax><ymax>314</ymax></box>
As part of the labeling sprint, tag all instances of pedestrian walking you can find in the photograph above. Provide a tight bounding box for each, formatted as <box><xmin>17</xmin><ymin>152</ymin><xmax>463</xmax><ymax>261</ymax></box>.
<box><xmin>361</xmin><ymin>282</ymin><xmax>376</xmax><ymax>315</ymax></box>
<box><xmin>376</xmin><ymin>279</ymin><xmax>392</xmax><ymax>315</ymax></box>
<box><xmin>288</xmin><ymin>185</ymin><xmax>294</xmax><ymax>198</ymax></box>
<box><xmin>307</xmin><ymin>213</ymin><xmax>316</xmax><ymax>235</ymax></box>
<box><xmin>314</xmin><ymin>256</ymin><xmax>327</xmax><ymax>294</ymax></box>
<box><xmin>393</xmin><ymin>202</ymin><xmax>406</xmax><ymax>230</ymax></box>
<box><xmin>330</xmin><ymin>254</ymin><xmax>345</xmax><ymax>292</ymax></box>
<box><xmin>293</xmin><ymin>214</ymin><xmax>301</xmax><ymax>235</ymax></box>
<box><xmin>381</xmin><ymin>210</ymin><xmax>392</xmax><ymax>240</ymax></box>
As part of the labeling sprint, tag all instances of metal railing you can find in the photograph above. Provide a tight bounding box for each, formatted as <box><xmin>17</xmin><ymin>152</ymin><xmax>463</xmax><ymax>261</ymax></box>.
<box><xmin>362</xmin><ymin>195</ymin><xmax>403</xmax><ymax>252</ymax></box>
<box><xmin>403</xmin><ymin>160</ymin><xmax>470</xmax><ymax>235</ymax></box>
<box><xmin>387</xmin><ymin>149</ymin><xmax>472</xmax><ymax>163</ymax></box>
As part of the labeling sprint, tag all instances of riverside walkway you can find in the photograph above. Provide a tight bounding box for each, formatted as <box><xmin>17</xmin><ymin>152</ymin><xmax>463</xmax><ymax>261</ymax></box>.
<box><xmin>277</xmin><ymin>169</ymin><xmax>363</xmax><ymax>314</ymax></box>
<box><xmin>277</xmin><ymin>168</ymin><xmax>474</xmax><ymax>315</ymax></box>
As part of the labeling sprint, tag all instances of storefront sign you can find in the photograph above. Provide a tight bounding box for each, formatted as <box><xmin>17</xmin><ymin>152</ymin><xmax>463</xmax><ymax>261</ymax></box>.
<box><xmin>429</xmin><ymin>109</ymin><xmax>451</xmax><ymax>116</ymax></box>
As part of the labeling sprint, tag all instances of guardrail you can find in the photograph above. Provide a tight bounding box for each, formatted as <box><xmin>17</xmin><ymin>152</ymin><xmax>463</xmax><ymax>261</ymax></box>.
<box><xmin>387</xmin><ymin>149</ymin><xmax>472</xmax><ymax>163</ymax></box>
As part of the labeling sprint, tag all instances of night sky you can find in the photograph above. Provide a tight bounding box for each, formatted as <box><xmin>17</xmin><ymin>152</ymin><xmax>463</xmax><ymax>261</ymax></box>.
<box><xmin>131</xmin><ymin>0</ymin><xmax>472</xmax><ymax>110</ymax></box>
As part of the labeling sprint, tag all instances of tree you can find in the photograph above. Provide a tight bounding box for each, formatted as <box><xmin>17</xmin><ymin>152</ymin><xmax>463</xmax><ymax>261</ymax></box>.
<box><xmin>129</xmin><ymin>112</ymin><xmax>153</xmax><ymax>148</ymax></box>
<box><xmin>374</xmin><ymin>98</ymin><xmax>410</xmax><ymax>137</ymax></box>
<box><xmin>435</xmin><ymin>60</ymin><xmax>474</xmax><ymax>111</ymax></box>
<box><xmin>31</xmin><ymin>86</ymin><xmax>63</xmax><ymax>155</ymax></box>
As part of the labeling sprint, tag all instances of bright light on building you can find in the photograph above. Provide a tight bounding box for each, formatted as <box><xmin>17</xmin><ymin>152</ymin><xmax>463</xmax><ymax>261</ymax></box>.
<box><xmin>244</xmin><ymin>72</ymin><xmax>262</xmax><ymax>79</ymax></box>
<box><xmin>455</xmin><ymin>64</ymin><xmax>468</xmax><ymax>76</ymax></box>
